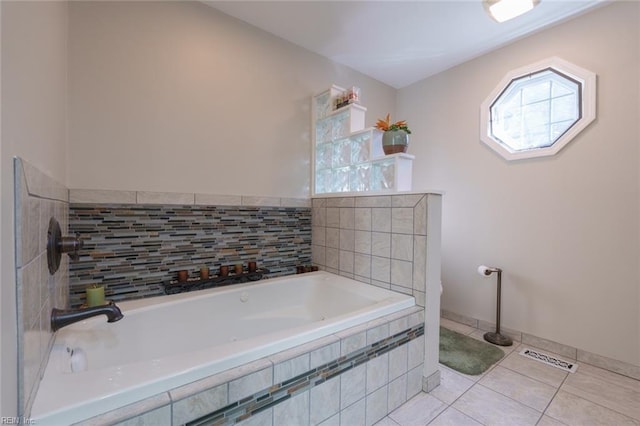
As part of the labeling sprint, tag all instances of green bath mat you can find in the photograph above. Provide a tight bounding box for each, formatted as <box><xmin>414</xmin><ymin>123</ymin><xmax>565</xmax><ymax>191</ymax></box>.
<box><xmin>439</xmin><ymin>327</ymin><xmax>505</xmax><ymax>375</ymax></box>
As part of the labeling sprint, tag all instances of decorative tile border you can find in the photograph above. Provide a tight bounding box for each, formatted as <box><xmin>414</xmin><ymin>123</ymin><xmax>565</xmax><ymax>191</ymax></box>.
<box><xmin>137</xmin><ymin>191</ymin><xmax>195</xmax><ymax>205</ymax></box>
<box><xmin>187</xmin><ymin>324</ymin><xmax>424</xmax><ymax>426</ymax></box>
<box><xmin>69</xmin><ymin>204</ymin><xmax>311</xmax><ymax>306</ymax></box>
<box><xmin>20</xmin><ymin>159</ymin><xmax>68</xmax><ymax>202</ymax></box>
<box><xmin>70</xmin><ymin>189</ymin><xmax>310</xmax><ymax>208</ymax></box>
<box><xmin>195</xmin><ymin>194</ymin><xmax>242</xmax><ymax>206</ymax></box>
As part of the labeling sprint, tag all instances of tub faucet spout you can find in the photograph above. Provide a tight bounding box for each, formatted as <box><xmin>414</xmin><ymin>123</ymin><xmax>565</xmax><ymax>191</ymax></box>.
<box><xmin>51</xmin><ymin>301</ymin><xmax>124</xmax><ymax>332</ymax></box>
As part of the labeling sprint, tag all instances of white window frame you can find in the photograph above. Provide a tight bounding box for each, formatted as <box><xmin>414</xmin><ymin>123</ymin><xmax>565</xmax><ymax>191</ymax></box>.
<box><xmin>480</xmin><ymin>57</ymin><xmax>596</xmax><ymax>161</ymax></box>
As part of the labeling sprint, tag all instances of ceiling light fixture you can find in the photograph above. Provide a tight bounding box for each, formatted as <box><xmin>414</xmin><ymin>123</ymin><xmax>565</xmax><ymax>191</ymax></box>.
<box><xmin>483</xmin><ymin>0</ymin><xmax>541</xmax><ymax>23</ymax></box>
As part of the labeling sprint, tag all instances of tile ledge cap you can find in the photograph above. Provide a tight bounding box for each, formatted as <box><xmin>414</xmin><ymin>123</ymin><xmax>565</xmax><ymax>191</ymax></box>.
<box><xmin>312</xmin><ymin>189</ymin><xmax>444</xmax><ymax>198</ymax></box>
<box><xmin>69</xmin><ymin>188</ymin><xmax>310</xmax><ymax>207</ymax></box>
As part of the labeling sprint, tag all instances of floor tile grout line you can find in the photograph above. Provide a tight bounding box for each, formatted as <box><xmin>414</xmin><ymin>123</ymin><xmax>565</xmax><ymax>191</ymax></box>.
<box><xmin>427</xmin><ymin>366</ymin><xmax>485</xmax><ymax>424</ymax></box>
<box><xmin>438</xmin><ymin>317</ymin><xmax>640</xmax><ymax>426</ymax></box>
<box><xmin>552</xmin><ymin>358</ymin><xmax>640</xmax><ymax>422</ymax></box>
<box><xmin>438</xmin><ymin>323</ymin><xmax>544</xmax><ymax>424</ymax></box>
<box><xmin>475</xmin><ymin>381</ymin><xmax>546</xmax><ymax>416</ymax></box>
<box><xmin>537</xmin><ymin>372</ymin><xmax>572</xmax><ymax>426</ymax></box>
<box><xmin>557</xmin><ymin>382</ymin><xmax>640</xmax><ymax>423</ymax></box>
<box><xmin>425</xmin><ymin>329</ymin><xmax>494</xmax><ymax>424</ymax></box>
<box><xmin>497</xmin><ymin>358</ymin><xmax>568</xmax><ymax>391</ymax></box>
<box><xmin>471</xmin><ymin>338</ymin><xmax>549</xmax><ymax>421</ymax></box>
<box><xmin>426</xmin><ymin>405</ymin><xmax>484</xmax><ymax>426</ymax></box>
<box><xmin>572</xmin><ymin>365</ymin><xmax>640</xmax><ymax>390</ymax></box>
<box><xmin>385</xmin><ymin>416</ymin><xmax>402</xmax><ymax>426</ymax></box>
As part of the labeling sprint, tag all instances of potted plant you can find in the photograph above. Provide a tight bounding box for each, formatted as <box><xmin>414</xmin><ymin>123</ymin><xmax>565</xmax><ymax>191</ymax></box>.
<box><xmin>375</xmin><ymin>113</ymin><xmax>411</xmax><ymax>155</ymax></box>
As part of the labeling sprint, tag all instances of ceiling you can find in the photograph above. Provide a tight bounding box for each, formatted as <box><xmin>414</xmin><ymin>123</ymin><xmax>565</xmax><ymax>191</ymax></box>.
<box><xmin>206</xmin><ymin>0</ymin><xmax>606</xmax><ymax>88</ymax></box>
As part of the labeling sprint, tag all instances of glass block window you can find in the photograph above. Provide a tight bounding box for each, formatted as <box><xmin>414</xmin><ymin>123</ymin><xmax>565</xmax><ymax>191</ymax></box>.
<box><xmin>480</xmin><ymin>58</ymin><xmax>596</xmax><ymax>161</ymax></box>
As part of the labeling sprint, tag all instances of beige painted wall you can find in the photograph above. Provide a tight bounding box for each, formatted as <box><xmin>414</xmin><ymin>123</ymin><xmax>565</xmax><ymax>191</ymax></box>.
<box><xmin>399</xmin><ymin>2</ymin><xmax>640</xmax><ymax>366</ymax></box>
<box><xmin>4</xmin><ymin>3</ymin><xmax>637</xmax><ymax>418</ymax></box>
<box><xmin>0</xmin><ymin>1</ymin><xmax>68</xmax><ymax>415</ymax></box>
<box><xmin>67</xmin><ymin>1</ymin><xmax>396</xmax><ymax>197</ymax></box>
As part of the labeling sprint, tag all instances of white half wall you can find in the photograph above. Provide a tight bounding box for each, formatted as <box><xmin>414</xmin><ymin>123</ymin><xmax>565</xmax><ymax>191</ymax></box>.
<box><xmin>399</xmin><ymin>2</ymin><xmax>640</xmax><ymax>366</ymax></box>
<box><xmin>0</xmin><ymin>0</ymin><xmax>68</xmax><ymax>415</ymax></box>
<box><xmin>67</xmin><ymin>1</ymin><xmax>396</xmax><ymax>198</ymax></box>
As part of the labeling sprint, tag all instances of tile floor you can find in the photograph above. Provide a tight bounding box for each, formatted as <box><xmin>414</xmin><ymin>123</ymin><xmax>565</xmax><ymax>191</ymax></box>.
<box><xmin>377</xmin><ymin>318</ymin><xmax>640</xmax><ymax>426</ymax></box>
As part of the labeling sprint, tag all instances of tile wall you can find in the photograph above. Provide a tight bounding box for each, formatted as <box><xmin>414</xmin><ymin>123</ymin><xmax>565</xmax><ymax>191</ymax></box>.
<box><xmin>310</xmin><ymin>194</ymin><xmax>430</xmax><ymax>307</ymax></box>
<box><xmin>310</xmin><ymin>192</ymin><xmax>443</xmax><ymax>394</ymax></box>
<box><xmin>68</xmin><ymin>192</ymin><xmax>311</xmax><ymax>306</ymax></box>
<box><xmin>14</xmin><ymin>158</ymin><xmax>70</xmax><ymax>416</ymax></box>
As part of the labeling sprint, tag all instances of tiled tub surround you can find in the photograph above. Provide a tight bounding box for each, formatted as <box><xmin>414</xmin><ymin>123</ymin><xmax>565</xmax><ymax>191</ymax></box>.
<box><xmin>69</xmin><ymin>199</ymin><xmax>311</xmax><ymax>306</ymax></box>
<box><xmin>30</xmin><ymin>272</ymin><xmax>423</xmax><ymax>425</ymax></box>
<box><xmin>14</xmin><ymin>158</ymin><xmax>70</xmax><ymax>416</ymax></box>
<box><xmin>186</xmin><ymin>323</ymin><xmax>424</xmax><ymax>426</ymax></box>
<box><xmin>77</xmin><ymin>308</ymin><xmax>423</xmax><ymax>426</ymax></box>
<box><xmin>311</xmin><ymin>194</ymin><xmax>436</xmax><ymax>306</ymax></box>
<box><xmin>311</xmin><ymin>193</ymin><xmax>443</xmax><ymax>394</ymax></box>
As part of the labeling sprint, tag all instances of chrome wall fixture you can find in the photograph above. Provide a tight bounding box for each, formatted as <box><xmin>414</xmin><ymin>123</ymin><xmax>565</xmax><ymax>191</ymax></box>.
<box><xmin>47</xmin><ymin>217</ymin><xmax>83</xmax><ymax>275</ymax></box>
<box><xmin>477</xmin><ymin>265</ymin><xmax>513</xmax><ymax>346</ymax></box>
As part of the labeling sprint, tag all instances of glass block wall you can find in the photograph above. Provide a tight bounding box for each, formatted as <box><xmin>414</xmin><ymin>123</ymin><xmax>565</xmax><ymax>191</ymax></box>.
<box><xmin>312</xmin><ymin>85</ymin><xmax>413</xmax><ymax>195</ymax></box>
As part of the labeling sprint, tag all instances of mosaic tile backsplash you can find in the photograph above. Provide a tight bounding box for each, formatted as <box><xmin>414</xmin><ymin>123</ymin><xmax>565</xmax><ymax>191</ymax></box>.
<box><xmin>69</xmin><ymin>204</ymin><xmax>311</xmax><ymax>306</ymax></box>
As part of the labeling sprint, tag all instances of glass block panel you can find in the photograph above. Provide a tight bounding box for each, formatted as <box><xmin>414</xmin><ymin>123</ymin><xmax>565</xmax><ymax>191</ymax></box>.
<box><xmin>315</xmin><ymin>168</ymin><xmax>332</xmax><ymax>194</ymax></box>
<box><xmin>373</xmin><ymin>160</ymin><xmax>395</xmax><ymax>190</ymax></box>
<box><xmin>331</xmin><ymin>112</ymin><xmax>349</xmax><ymax>141</ymax></box>
<box><xmin>316</xmin><ymin>118</ymin><xmax>332</xmax><ymax>144</ymax></box>
<box><xmin>332</xmin><ymin>139</ymin><xmax>351</xmax><ymax>168</ymax></box>
<box><xmin>315</xmin><ymin>92</ymin><xmax>331</xmax><ymax>120</ymax></box>
<box><xmin>316</xmin><ymin>143</ymin><xmax>332</xmax><ymax>170</ymax></box>
<box><xmin>351</xmin><ymin>133</ymin><xmax>371</xmax><ymax>164</ymax></box>
<box><xmin>332</xmin><ymin>167</ymin><xmax>351</xmax><ymax>193</ymax></box>
<box><xmin>350</xmin><ymin>163</ymin><xmax>371</xmax><ymax>192</ymax></box>
<box><xmin>380</xmin><ymin>161</ymin><xmax>395</xmax><ymax>190</ymax></box>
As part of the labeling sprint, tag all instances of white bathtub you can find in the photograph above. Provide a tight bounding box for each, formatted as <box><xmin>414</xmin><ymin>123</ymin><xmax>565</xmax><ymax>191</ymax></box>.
<box><xmin>31</xmin><ymin>271</ymin><xmax>415</xmax><ymax>424</ymax></box>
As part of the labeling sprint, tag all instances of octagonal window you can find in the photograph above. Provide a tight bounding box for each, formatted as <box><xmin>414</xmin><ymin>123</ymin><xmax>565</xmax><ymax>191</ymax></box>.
<box><xmin>480</xmin><ymin>57</ymin><xmax>596</xmax><ymax>160</ymax></box>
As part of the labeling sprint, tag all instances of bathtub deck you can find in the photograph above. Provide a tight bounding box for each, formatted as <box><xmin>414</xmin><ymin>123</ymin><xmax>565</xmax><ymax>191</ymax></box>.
<box><xmin>38</xmin><ymin>305</ymin><xmax>424</xmax><ymax>425</ymax></box>
<box><xmin>31</xmin><ymin>273</ymin><xmax>421</xmax><ymax>425</ymax></box>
